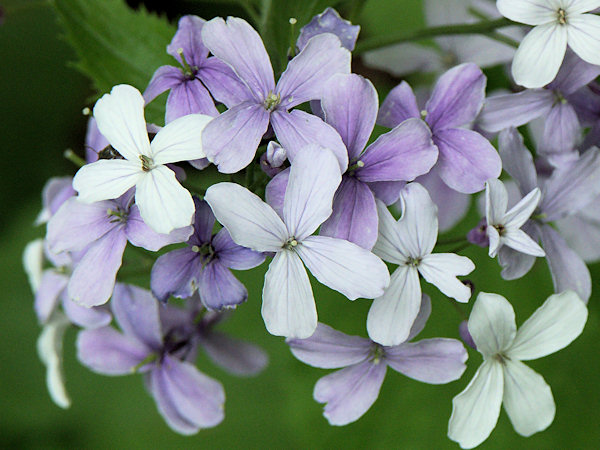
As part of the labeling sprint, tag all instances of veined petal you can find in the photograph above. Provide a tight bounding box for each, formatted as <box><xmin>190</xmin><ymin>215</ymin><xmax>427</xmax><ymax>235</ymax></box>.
<box><xmin>419</xmin><ymin>253</ymin><xmax>475</xmax><ymax>302</ymax></box>
<box><xmin>505</xmin><ymin>188</ymin><xmax>542</xmax><ymax>229</ymax></box>
<box><xmin>298</xmin><ymin>235</ymin><xmax>390</xmax><ymax>300</ymax></box>
<box><xmin>541</xmin><ymin>102</ymin><xmax>581</xmax><ymax>155</ymax></box>
<box><xmin>502</xmin><ymin>359</ymin><xmax>555</xmax><ymax>436</ymax></box>
<box><xmin>150</xmin><ymin>248</ymin><xmax>201</xmax><ymax>303</ymax></box>
<box><xmin>135</xmin><ymin>166</ymin><xmax>195</xmax><ymax>234</ymax></box>
<box><xmin>372</xmin><ymin>199</ymin><xmax>408</xmax><ymax>264</ymax></box>
<box><xmin>198</xmin><ymin>56</ymin><xmax>254</xmax><ymax>107</ymax></box>
<box><xmin>167</xmin><ymin>15</ymin><xmax>208</xmax><ymax>67</ymax></box>
<box><xmin>496</xmin><ymin>0</ymin><xmax>559</xmax><ymax>25</ymax></box>
<box><xmin>151</xmin><ymin>114</ymin><xmax>211</xmax><ymax>164</ymax></box>
<box><xmin>165</xmin><ymin>81</ymin><xmax>218</xmax><ymax>123</ymax></box>
<box><xmin>125</xmin><ymin>204</ymin><xmax>192</xmax><ymax>252</ymax></box>
<box><xmin>407</xmin><ymin>294</ymin><xmax>432</xmax><ymax>341</ymax></box>
<box><xmin>35</xmin><ymin>271</ymin><xmax>68</xmax><ymax>324</ymax></box>
<box><xmin>498</xmin><ymin>128</ymin><xmax>538</xmax><ymax>195</ymax></box>
<box><xmin>447</xmin><ymin>360</ymin><xmax>504</xmax><ymax>449</ymax></box>
<box><xmin>72</xmin><ymin>159</ymin><xmax>142</xmax><ymax>203</ymax></box>
<box><xmin>502</xmin><ymin>229</ymin><xmax>546</xmax><ymax>257</ymax></box>
<box><xmin>320</xmin><ymin>73</ymin><xmax>377</xmax><ymax>160</ymax></box>
<box><xmin>93</xmin><ymin>84</ymin><xmax>151</xmax><ymax>160</ymax></box>
<box><xmin>277</xmin><ymin>33</ymin><xmax>351</xmax><ymax>108</ymax></box>
<box><xmin>485</xmin><ymin>179</ymin><xmax>508</xmax><ymax>226</ymax></box>
<box><xmin>287</xmin><ymin>322</ymin><xmax>372</xmax><ymax>369</ymax></box>
<box><xmin>198</xmin><ymin>261</ymin><xmax>247</xmax><ymax>309</ymax></box>
<box><xmin>498</xmin><ymin>243</ymin><xmax>537</xmax><ymax>280</ymax></box>
<box><xmin>367</xmin><ymin>265</ymin><xmax>421</xmax><ymax>346</ymax></box>
<box><xmin>314</xmin><ymin>360</ymin><xmax>387</xmax><ymax>426</ymax></box>
<box><xmin>468</xmin><ymin>292</ymin><xmax>516</xmax><ymax>356</ymax></box>
<box><xmin>377</xmin><ymin>81</ymin><xmax>420</xmax><ymax>128</ymax></box>
<box><xmin>396</xmin><ymin>183</ymin><xmax>439</xmax><ymax>258</ymax></box>
<box><xmin>512</xmin><ymin>23</ymin><xmax>568</xmax><ymax>89</ymax></box>
<box><xmin>143</xmin><ymin>65</ymin><xmax>183</xmax><ymax>105</ymax></box>
<box><xmin>567</xmin><ymin>14</ymin><xmax>600</xmax><ymax>66</ymax></box>
<box><xmin>262</xmin><ymin>250</ymin><xmax>316</xmax><ymax>338</ymax></box>
<box><xmin>508</xmin><ymin>290</ymin><xmax>587</xmax><ymax>360</ymax></box>
<box><xmin>568</xmin><ymin>0</ymin><xmax>600</xmax><ymax>15</ymax></box>
<box><xmin>283</xmin><ymin>145</ymin><xmax>341</xmax><ymax>240</ymax></box>
<box><xmin>211</xmin><ymin>228</ymin><xmax>265</xmax><ymax>270</ymax></box>
<box><xmin>205</xmin><ymin>182</ymin><xmax>288</xmax><ymax>252</ymax></box>
<box><xmin>61</xmin><ymin>299</ymin><xmax>111</xmax><ymax>330</ymax></box>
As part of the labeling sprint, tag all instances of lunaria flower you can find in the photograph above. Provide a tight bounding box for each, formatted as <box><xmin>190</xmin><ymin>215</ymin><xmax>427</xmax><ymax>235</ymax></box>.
<box><xmin>288</xmin><ymin>295</ymin><xmax>467</xmax><ymax>426</ymax></box>
<box><xmin>72</xmin><ymin>84</ymin><xmax>212</xmax><ymax>234</ymax></box>
<box><xmin>368</xmin><ymin>183</ymin><xmax>475</xmax><ymax>346</ymax></box>
<box><xmin>497</xmin><ymin>0</ymin><xmax>600</xmax><ymax>88</ymax></box>
<box><xmin>205</xmin><ymin>145</ymin><xmax>390</xmax><ymax>338</ymax></box>
<box><xmin>448</xmin><ymin>290</ymin><xmax>587</xmax><ymax>448</ymax></box>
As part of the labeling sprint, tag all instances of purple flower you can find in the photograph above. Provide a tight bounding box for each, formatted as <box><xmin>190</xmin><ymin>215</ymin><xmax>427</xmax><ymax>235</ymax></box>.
<box><xmin>378</xmin><ymin>63</ymin><xmax>502</xmax><ymax>193</ymax></box>
<box><xmin>150</xmin><ymin>197</ymin><xmax>265</xmax><ymax>309</ymax></box>
<box><xmin>297</xmin><ymin>7</ymin><xmax>360</xmax><ymax>52</ymax></box>
<box><xmin>35</xmin><ymin>176</ymin><xmax>76</xmax><ymax>225</ymax></box>
<box><xmin>205</xmin><ymin>145</ymin><xmax>390</xmax><ymax>338</ymax></box>
<box><xmin>77</xmin><ymin>284</ymin><xmax>225</xmax><ymax>435</ymax></box>
<box><xmin>200</xmin><ymin>17</ymin><xmax>351</xmax><ymax>173</ymax></box>
<box><xmin>287</xmin><ymin>295</ymin><xmax>467</xmax><ymax>425</ymax></box>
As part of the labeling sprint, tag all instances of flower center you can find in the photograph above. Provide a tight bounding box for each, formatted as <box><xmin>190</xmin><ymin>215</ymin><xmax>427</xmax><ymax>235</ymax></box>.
<box><xmin>284</xmin><ymin>237</ymin><xmax>299</xmax><ymax>250</ymax></box>
<box><xmin>557</xmin><ymin>8</ymin><xmax>567</xmax><ymax>25</ymax></box>
<box><xmin>177</xmin><ymin>48</ymin><xmax>198</xmax><ymax>79</ymax></box>
<box><xmin>107</xmin><ymin>207</ymin><xmax>129</xmax><ymax>223</ymax></box>
<box><xmin>264</xmin><ymin>92</ymin><xmax>281</xmax><ymax>111</ymax></box>
<box><xmin>140</xmin><ymin>155</ymin><xmax>155</xmax><ymax>172</ymax></box>
<box><xmin>493</xmin><ymin>224</ymin><xmax>506</xmax><ymax>236</ymax></box>
<box><xmin>370</xmin><ymin>344</ymin><xmax>385</xmax><ymax>365</ymax></box>
<box><xmin>406</xmin><ymin>256</ymin><xmax>422</xmax><ymax>267</ymax></box>
<box><xmin>191</xmin><ymin>243</ymin><xmax>215</xmax><ymax>259</ymax></box>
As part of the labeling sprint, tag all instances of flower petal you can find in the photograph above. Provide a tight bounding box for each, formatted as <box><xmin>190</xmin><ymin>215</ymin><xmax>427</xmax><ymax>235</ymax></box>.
<box><xmin>166</xmin><ymin>15</ymin><xmax>208</xmax><ymax>67</ymax></box>
<box><xmin>200</xmin><ymin>331</ymin><xmax>268</xmax><ymax>376</ymax></box>
<box><xmin>197</xmin><ymin>56</ymin><xmax>254</xmax><ymax>107</ymax></box>
<box><xmin>498</xmin><ymin>128</ymin><xmax>538</xmax><ymax>195</ymax></box>
<box><xmin>396</xmin><ymin>182</ymin><xmax>439</xmax><ymax>258</ymax></box>
<box><xmin>377</xmin><ymin>81</ymin><xmax>420</xmax><ymax>128</ymax></box>
<box><xmin>125</xmin><ymin>204</ymin><xmax>192</xmax><ymax>251</ymax></box>
<box><xmin>372</xmin><ymin>199</ymin><xmax>406</xmax><ymax>264</ymax></box>
<box><xmin>419</xmin><ymin>253</ymin><xmax>475</xmax><ymax>302</ymax></box>
<box><xmin>541</xmin><ymin>102</ymin><xmax>581</xmax><ymax>155</ymax></box>
<box><xmin>485</xmin><ymin>178</ymin><xmax>508</xmax><ymax>226</ymax></box>
<box><xmin>165</xmin><ymin>81</ymin><xmax>218</xmax><ymax>122</ymax></box>
<box><xmin>143</xmin><ymin>65</ymin><xmax>184</xmax><ymax>105</ymax></box>
<box><xmin>496</xmin><ymin>0</ymin><xmax>559</xmax><ymax>25</ymax></box>
<box><xmin>212</xmin><ymin>227</ymin><xmax>265</xmax><ymax>270</ymax></box>
<box><xmin>567</xmin><ymin>14</ymin><xmax>600</xmax><ymax>66</ymax></box>
<box><xmin>34</xmin><ymin>271</ymin><xmax>68</xmax><ymax>324</ymax></box>
<box><xmin>150</xmin><ymin>248</ymin><xmax>201</xmax><ymax>303</ymax></box>
<box><xmin>502</xmin><ymin>229</ymin><xmax>546</xmax><ymax>257</ymax></box>
<box><xmin>37</xmin><ymin>313</ymin><xmax>71</xmax><ymax>408</ymax></box>
<box><xmin>198</xmin><ymin>261</ymin><xmax>247</xmax><ymax>309</ymax></box>
<box><xmin>150</xmin><ymin>113</ymin><xmax>211</xmax><ymax>164</ymax></box>
<box><xmin>72</xmin><ymin>159</ymin><xmax>142</xmax><ymax>203</ymax></box>
<box><xmin>468</xmin><ymin>292</ymin><xmax>516</xmax><ymax>356</ymax></box>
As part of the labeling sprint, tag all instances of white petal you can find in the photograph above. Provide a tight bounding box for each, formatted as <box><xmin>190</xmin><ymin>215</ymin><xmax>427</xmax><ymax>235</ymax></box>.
<box><xmin>568</xmin><ymin>0</ymin><xmax>600</xmax><ymax>15</ymax></box>
<box><xmin>502</xmin><ymin>229</ymin><xmax>546</xmax><ymax>257</ymax></box>
<box><xmin>497</xmin><ymin>0</ymin><xmax>559</xmax><ymax>25</ymax></box>
<box><xmin>283</xmin><ymin>145</ymin><xmax>341</xmax><ymax>240</ymax></box>
<box><xmin>204</xmin><ymin>182</ymin><xmax>288</xmax><ymax>252</ymax></box>
<box><xmin>372</xmin><ymin>199</ymin><xmax>407</xmax><ymax>264</ymax></box>
<box><xmin>135</xmin><ymin>166</ymin><xmax>194</xmax><ymax>234</ymax></box>
<box><xmin>262</xmin><ymin>250</ymin><xmax>316</xmax><ymax>338</ymax></box>
<box><xmin>487</xmin><ymin>224</ymin><xmax>502</xmax><ymax>258</ymax></box>
<box><xmin>296</xmin><ymin>235</ymin><xmax>390</xmax><ymax>300</ymax></box>
<box><xmin>92</xmin><ymin>84</ymin><xmax>151</xmax><ymax>160</ymax></box>
<box><xmin>485</xmin><ymin>178</ymin><xmax>508</xmax><ymax>226</ymax></box>
<box><xmin>447</xmin><ymin>360</ymin><xmax>504</xmax><ymax>449</ymax></box>
<box><xmin>419</xmin><ymin>253</ymin><xmax>474</xmax><ymax>302</ymax></box>
<box><xmin>37</xmin><ymin>313</ymin><xmax>71</xmax><ymax>409</ymax></box>
<box><xmin>468</xmin><ymin>292</ymin><xmax>516</xmax><ymax>356</ymax></box>
<box><xmin>567</xmin><ymin>14</ymin><xmax>600</xmax><ymax>66</ymax></box>
<box><xmin>73</xmin><ymin>159</ymin><xmax>141</xmax><ymax>203</ymax></box>
<box><xmin>504</xmin><ymin>188</ymin><xmax>541</xmax><ymax>230</ymax></box>
<box><xmin>396</xmin><ymin>183</ymin><xmax>439</xmax><ymax>258</ymax></box>
<box><xmin>502</xmin><ymin>359</ymin><xmax>555</xmax><ymax>436</ymax></box>
<box><xmin>367</xmin><ymin>266</ymin><xmax>421</xmax><ymax>346</ymax></box>
<box><xmin>23</xmin><ymin>239</ymin><xmax>44</xmax><ymax>293</ymax></box>
<box><xmin>507</xmin><ymin>290</ymin><xmax>588</xmax><ymax>360</ymax></box>
<box><xmin>512</xmin><ymin>23</ymin><xmax>568</xmax><ymax>88</ymax></box>
<box><xmin>150</xmin><ymin>114</ymin><xmax>212</xmax><ymax>164</ymax></box>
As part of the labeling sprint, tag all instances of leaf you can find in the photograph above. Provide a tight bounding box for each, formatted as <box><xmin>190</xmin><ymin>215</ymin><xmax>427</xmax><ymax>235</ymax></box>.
<box><xmin>52</xmin><ymin>0</ymin><xmax>175</xmax><ymax>123</ymax></box>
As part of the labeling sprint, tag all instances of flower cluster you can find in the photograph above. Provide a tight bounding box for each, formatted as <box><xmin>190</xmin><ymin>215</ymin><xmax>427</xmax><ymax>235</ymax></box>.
<box><xmin>25</xmin><ymin>2</ymin><xmax>600</xmax><ymax>447</ymax></box>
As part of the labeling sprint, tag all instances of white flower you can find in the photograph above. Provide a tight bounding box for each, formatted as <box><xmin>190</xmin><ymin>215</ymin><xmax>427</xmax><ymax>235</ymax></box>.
<box><xmin>497</xmin><ymin>0</ymin><xmax>600</xmax><ymax>88</ymax></box>
<box><xmin>485</xmin><ymin>178</ymin><xmax>545</xmax><ymax>258</ymax></box>
<box><xmin>448</xmin><ymin>290</ymin><xmax>588</xmax><ymax>448</ymax></box>
<box><xmin>72</xmin><ymin>84</ymin><xmax>212</xmax><ymax>234</ymax></box>
<box><xmin>367</xmin><ymin>183</ymin><xmax>475</xmax><ymax>346</ymax></box>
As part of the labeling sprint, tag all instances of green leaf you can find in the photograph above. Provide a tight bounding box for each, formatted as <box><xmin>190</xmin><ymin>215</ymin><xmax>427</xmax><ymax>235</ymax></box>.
<box><xmin>51</xmin><ymin>0</ymin><xmax>175</xmax><ymax>123</ymax></box>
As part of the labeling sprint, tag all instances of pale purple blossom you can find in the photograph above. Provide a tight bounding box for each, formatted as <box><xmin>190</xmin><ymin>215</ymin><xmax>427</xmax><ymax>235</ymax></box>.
<box><xmin>297</xmin><ymin>7</ymin><xmax>360</xmax><ymax>52</ymax></box>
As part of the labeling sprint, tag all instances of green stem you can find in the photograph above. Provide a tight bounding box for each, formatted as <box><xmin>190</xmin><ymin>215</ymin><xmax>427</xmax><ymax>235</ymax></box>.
<box><xmin>354</xmin><ymin>17</ymin><xmax>513</xmax><ymax>54</ymax></box>
<box><xmin>63</xmin><ymin>149</ymin><xmax>86</xmax><ymax>167</ymax></box>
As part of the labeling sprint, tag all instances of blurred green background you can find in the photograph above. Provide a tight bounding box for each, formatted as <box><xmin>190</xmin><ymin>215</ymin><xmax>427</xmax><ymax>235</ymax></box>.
<box><xmin>1</xmin><ymin>0</ymin><xmax>598</xmax><ymax>448</ymax></box>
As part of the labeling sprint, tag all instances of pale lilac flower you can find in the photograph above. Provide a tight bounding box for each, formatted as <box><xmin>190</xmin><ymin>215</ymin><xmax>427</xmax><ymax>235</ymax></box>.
<box><xmin>77</xmin><ymin>284</ymin><xmax>226</xmax><ymax>435</ymax></box>
<box><xmin>485</xmin><ymin>178</ymin><xmax>545</xmax><ymax>258</ymax></box>
<box><xmin>378</xmin><ymin>63</ymin><xmax>502</xmax><ymax>194</ymax></box>
<box><xmin>151</xmin><ymin>197</ymin><xmax>264</xmax><ymax>308</ymax></box>
<box><xmin>205</xmin><ymin>145</ymin><xmax>390</xmax><ymax>338</ymax></box>
<box><xmin>448</xmin><ymin>290</ymin><xmax>587</xmax><ymax>448</ymax></box>
<box><xmin>297</xmin><ymin>7</ymin><xmax>360</xmax><ymax>51</ymax></box>
<box><xmin>497</xmin><ymin>0</ymin><xmax>600</xmax><ymax>88</ymax></box>
<box><xmin>368</xmin><ymin>183</ymin><xmax>474</xmax><ymax>345</ymax></box>
<box><xmin>73</xmin><ymin>84</ymin><xmax>212</xmax><ymax>234</ymax></box>
<box><xmin>201</xmin><ymin>17</ymin><xmax>351</xmax><ymax>173</ymax></box>
<box><xmin>288</xmin><ymin>295</ymin><xmax>467</xmax><ymax>426</ymax></box>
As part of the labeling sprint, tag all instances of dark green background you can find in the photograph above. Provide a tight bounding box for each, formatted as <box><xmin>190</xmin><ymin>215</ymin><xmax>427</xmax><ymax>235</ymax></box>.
<box><xmin>1</xmin><ymin>0</ymin><xmax>598</xmax><ymax>448</ymax></box>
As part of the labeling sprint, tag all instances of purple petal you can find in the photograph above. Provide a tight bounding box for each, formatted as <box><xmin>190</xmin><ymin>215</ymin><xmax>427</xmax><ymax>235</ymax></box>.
<box><xmin>434</xmin><ymin>128</ymin><xmax>502</xmax><ymax>193</ymax></box>
<box><xmin>567</xmin><ymin>85</ymin><xmax>600</xmax><ymax>126</ymax></box>
<box><xmin>365</xmin><ymin>180</ymin><xmax>405</xmax><ymax>205</ymax></box>
<box><xmin>150</xmin><ymin>355</ymin><xmax>225</xmax><ymax>433</ymax></box>
<box><xmin>277</xmin><ymin>33</ymin><xmax>350</xmax><ymax>108</ymax></box>
<box><xmin>62</xmin><ymin>299</ymin><xmax>111</xmax><ymax>329</ymax></box>
<box><xmin>167</xmin><ymin>15</ymin><xmax>208</xmax><ymax>68</ymax></box>
<box><xmin>200</xmin><ymin>331</ymin><xmax>268</xmax><ymax>376</ymax></box>
<box><xmin>84</xmin><ymin>117</ymin><xmax>109</xmax><ymax>163</ymax></box>
<box><xmin>320</xmin><ymin>73</ymin><xmax>377</xmax><ymax>160</ymax></box>
<box><xmin>265</xmin><ymin>168</ymin><xmax>289</xmax><ymax>219</ymax></box>
<box><xmin>35</xmin><ymin>270</ymin><xmax>68</xmax><ymax>324</ymax></box>
<box><xmin>111</xmin><ymin>283</ymin><xmax>163</xmax><ymax>349</ymax></box>
<box><xmin>425</xmin><ymin>63</ymin><xmax>486</xmax><ymax>131</ymax></box>
<box><xmin>385</xmin><ymin>338</ymin><xmax>467</xmax><ymax>383</ymax></box>
<box><xmin>548</xmin><ymin>49</ymin><xmax>600</xmax><ymax>95</ymax></box>
<box><xmin>459</xmin><ymin>320</ymin><xmax>477</xmax><ymax>349</ymax></box>
<box><xmin>144</xmin><ymin>65</ymin><xmax>184</xmax><ymax>105</ymax></box>
<box><xmin>314</xmin><ymin>360</ymin><xmax>387</xmax><ymax>426</ymax></box>
<box><xmin>498</xmin><ymin>128</ymin><xmax>538</xmax><ymax>195</ymax></box>
<box><xmin>67</xmin><ymin>230</ymin><xmax>127</xmax><ymax>307</ymax></box>
<box><xmin>377</xmin><ymin>81</ymin><xmax>420</xmax><ymax>128</ymax></box>
<box><xmin>36</xmin><ymin>176</ymin><xmax>76</xmax><ymax>225</ymax></box>
<box><xmin>190</xmin><ymin>198</ymin><xmax>215</xmax><ymax>246</ymax></box>
<box><xmin>539</xmin><ymin>224</ymin><xmax>591</xmax><ymax>303</ymax></box>
<box><xmin>197</xmin><ymin>56</ymin><xmax>254</xmax><ymax>107</ymax></box>
<box><xmin>202</xmin><ymin>101</ymin><xmax>270</xmax><ymax>173</ymax></box>
<box><xmin>498</xmin><ymin>243</ymin><xmax>537</xmax><ymax>280</ymax></box>
<box><xmin>271</xmin><ymin>109</ymin><xmax>348</xmax><ymax>171</ymax></box>
<box><xmin>77</xmin><ymin>326</ymin><xmax>150</xmax><ymax>375</ymax></box>
<box><xmin>202</xmin><ymin>17</ymin><xmax>273</xmax><ymax>100</ymax></box>
<box><xmin>540</xmin><ymin>102</ymin><xmax>581</xmax><ymax>155</ymax></box>
<box><xmin>198</xmin><ymin>261</ymin><xmax>247</xmax><ymax>309</ymax></box>
<box><xmin>406</xmin><ymin>294</ymin><xmax>432</xmax><ymax>341</ymax></box>
<box><xmin>211</xmin><ymin>228</ymin><xmax>265</xmax><ymax>270</ymax></box>
<box><xmin>478</xmin><ymin>89</ymin><xmax>554</xmax><ymax>133</ymax></box>
<box><xmin>297</xmin><ymin>7</ymin><xmax>360</xmax><ymax>51</ymax></box>
<box><xmin>150</xmin><ymin>248</ymin><xmax>202</xmax><ymax>303</ymax></box>
<box><xmin>165</xmin><ymin>80</ymin><xmax>218</xmax><ymax>122</ymax></box>
<box><xmin>320</xmin><ymin>176</ymin><xmax>378</xmax><ymax>249</ymax></box>
<box><xmin>357</xmin><ymin>118</ymin><xmax>438</xmax><ymax>182</ymax></box>
<box><xmin>126</xmin><ymin>204</ymin><xmax>192</xmax><ymax>251</ymax></box>
<box><xmin>287</xmin><ymin>322</ymin><xmax>372</xmax><ymax>369</ymax></box>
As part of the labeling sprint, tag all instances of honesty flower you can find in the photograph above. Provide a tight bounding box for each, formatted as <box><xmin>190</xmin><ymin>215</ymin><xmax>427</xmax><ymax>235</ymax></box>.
<box><xmin>72</xmin><ymin>84</ymin><xmax>212</xmax><ymax>234</ymax></box>
<box><xmin>448</xmin><ymin>290</ymin><xmax>587</xmax><ymax>448</ymax></box>
<box><xmin>497</xmin><ymin>0</ymin><xmax>600</xmax><ymax>88</ymax></box>
<box><xmin>205</xmin><ymin>145</ymin><xmax>390</xmax><ymax>338</ymax></box>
